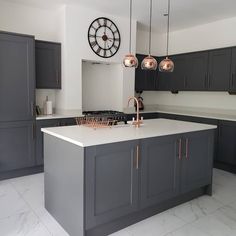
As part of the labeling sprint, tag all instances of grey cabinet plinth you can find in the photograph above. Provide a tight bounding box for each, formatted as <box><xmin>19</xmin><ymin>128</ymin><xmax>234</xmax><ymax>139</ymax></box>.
<box><xmin>85</xmin><ymin>140</ymin><xmax>139</xmax><ymax>229</ymax></box>
<box><xmin>140</xmin><ymin>135</ymin><xmax>181</xmax><ymax>208</ymax></box>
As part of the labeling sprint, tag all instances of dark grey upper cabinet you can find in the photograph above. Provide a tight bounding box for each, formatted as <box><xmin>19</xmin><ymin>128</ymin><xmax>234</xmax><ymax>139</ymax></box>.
<box><xmin>181</xmin><ymin>131</ymin><xmax>214</xmax><ymax>193</ymax></box>
<box><xmin>157</xmin><ymin>57</ymin><xmax>172</xmax><ymax>91</ymax></box>
<box><xmin>208</xmin><ymin>48</ymin><xmax>231</xmax><ymax>91</ymax></box>
<box><xmin>170</xmin><ymin>54</ymin><xmax>187</xmax><ymax>91</ymax></box>
<box><xmin>217</xmin><ymin>121</ymin><xmax>236</xmax><ymax>165</ymax></box>
<box><xmin>140</xmin><ymin>135</ymin><xmax>180</xmax><ymax>208</ymax></box>
<box><xmin>0</xmin><ymin>121</ymin><xmax>35</xmax><ymax>172</ymax></box>
<box><xmin>186</xmin><ymin>52</ymin><xmax>209</xmax><ymax>90</ymax></box>
<box><xmin>230</xmin><ymin>47</ymin><xmax>236</xmax><ymax>92</ymax></box>
<box><xmin>36</xmin><ymin>40</ymin><xmax>61</xmax><ymax>89</ymax></box>
<box><xmin>0</xmin><ymin>32</ymin><xmax>35</xmax><ymax>122</ymax></box>
<box><xmin>135</xmin><ymin>54</ymin><xmax>157</xmax><ymax>92</ymax></box>
<box><xmin>85</xmin><ymin>141</ymin><xmax>139</xmax><ymax>229</ymax></box>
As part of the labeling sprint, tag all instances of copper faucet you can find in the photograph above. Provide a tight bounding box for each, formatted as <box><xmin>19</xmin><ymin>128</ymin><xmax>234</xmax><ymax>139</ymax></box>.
<box><xmin>128</xmin><ymin>96</ymin><xmax>143</xmax><ymax>128</ymax></box>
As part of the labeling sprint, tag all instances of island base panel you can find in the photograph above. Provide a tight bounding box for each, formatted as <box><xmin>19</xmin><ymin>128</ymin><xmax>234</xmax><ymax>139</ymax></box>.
<box><xmin>44</xmin><ymin>134</ymin><xmax>84</xmax><ymax>236</ymax></box>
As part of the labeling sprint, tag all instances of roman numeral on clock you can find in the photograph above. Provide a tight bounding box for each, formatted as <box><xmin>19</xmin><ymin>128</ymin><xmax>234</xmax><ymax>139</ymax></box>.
<box><xmin>91</xmin><ymin>41</ymin><xmax>97</xmax><ymax>48</ymax></box>
<box><xmin>96</xmin><ymin>47</ymin><xmax>101</xmax><ymax>54</ymax></box>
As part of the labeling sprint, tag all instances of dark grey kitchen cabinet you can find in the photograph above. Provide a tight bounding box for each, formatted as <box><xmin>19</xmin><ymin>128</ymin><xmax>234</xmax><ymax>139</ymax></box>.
<box><xmin>217</xmin><ymin>120</ymin><xmax>236</xmax><ymax>165</ymax></box>
<box><xmin>158</xmin><ymin>113</ymin><xmax>177</xmax><ymax>120</ymax></box>
<box><xmin>181</xmin><ymin>131</ymin><xmax>214</xmax><ymax>193</ymax></box>
<box><xmin>36</xmin><ymin>40</ymin><xmax>61</xmax><ymax>89</ymax></box>
<box><xmin>36</xmin><ymin>118</ymin><xmax>76</xmax><ymax>165</ymax></box>
<box><xmin>157</xmin><ymin>57</ymin><xmax>172</xmax><ymax>91</ymax></box>
<box><xmin>127</xmin><ymin>112</ymin><xmax>159</xmax><ymax>121</ymax></box>
<box><xmin>0</xmin><ymin>121</ymin><xmax>35</xmax><ymax>173</ymax></box>
<box><xmin>186</xmin><ymin>52</ymin><xmax>209</xmax><ymax>90</ymax></box>
<box><xmin>85</xmin><ymin>140</ymin><xmax>139</xmax><ymax>229</ymax></box>
<box><xmin>229</xmin><ymin>47</ymin><xmax>236</xmax><ymax>92</ymax></box>
<box><xmin>140</xmin><ymin>135</ymin><xmax>180</xmax><ymax>208</ymax></box>
<box><xmin>140</xmin><ymin>130</ymin><xmax>214</xmax><ymax>208</ymax></box>
<box><xmin>0</xmin><ymin>32</ymin><xmax>35</xmax><ymax>122</ymax></box>
<box><xmin>208</xmin><ymin>48</ymin><xmax>231</xmax><ymax>91</ymax></box>
<box><xmin>135</xmin><ymin>54</ymin><xmax>157</xmax><ymax>92</ymax></box>
<box><xmin>170</xmin><ymin>54</ymin><xmax>187</xmax><ymax>91</ymax></box>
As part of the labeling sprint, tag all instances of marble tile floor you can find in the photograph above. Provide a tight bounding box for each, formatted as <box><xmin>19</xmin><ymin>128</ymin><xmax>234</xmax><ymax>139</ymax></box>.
<box><xmin>1</xmin><ymin>169</ymin><xmax>236</xmax><ymax>236</ymax></box>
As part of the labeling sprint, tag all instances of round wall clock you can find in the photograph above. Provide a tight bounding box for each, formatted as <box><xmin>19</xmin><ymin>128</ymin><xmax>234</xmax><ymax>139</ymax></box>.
<box><xmin>88</xmin><ymin>17</ymin><xmax>121</xmax><ymax>58</ymax></box>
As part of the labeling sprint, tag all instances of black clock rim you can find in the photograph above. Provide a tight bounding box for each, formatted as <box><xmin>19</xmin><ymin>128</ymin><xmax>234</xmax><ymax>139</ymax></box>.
<box><xmin>87</xmin><ymin>17</ymin><xmax>121</xmax><ymax>59</ymax></box>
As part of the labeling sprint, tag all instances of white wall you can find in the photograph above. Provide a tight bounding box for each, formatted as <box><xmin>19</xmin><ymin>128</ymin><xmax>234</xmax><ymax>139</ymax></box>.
<box><xmin>137</xmin><ymin>16</ymin><xmax>236</xmax><ymax>110</ymax></box>
<box><xmin>56</xmin><ymin>4</ymin><xmax>136</xmax><ymax>112</ymax></box>
<box><xmin>0</xmin><ymin>1</ymin><xmax>62</xmax><ymax>109</ymax></box>
<box><xmin>82</xmin><ymin>62</ymin><xmax>123</xmax><ymax>111</ymax></box>
<box><xmin>0</xmin><ymin>1</ymin><xmax>61</xmax><ymax>41</ymax></box>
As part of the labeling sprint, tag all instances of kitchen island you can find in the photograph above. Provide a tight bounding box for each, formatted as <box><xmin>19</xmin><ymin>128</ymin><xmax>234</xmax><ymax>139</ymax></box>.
<box><xmin>42</xmin><ymin>119</ymin><xmax>217</xmax><ymax>236</ymax></box>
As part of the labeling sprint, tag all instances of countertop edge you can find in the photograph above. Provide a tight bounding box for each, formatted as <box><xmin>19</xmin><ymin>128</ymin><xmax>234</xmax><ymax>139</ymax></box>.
<box><xmin>41</xmin><ymin>120</ymin><xmax>217</xmax><ymax>148</ymax></box>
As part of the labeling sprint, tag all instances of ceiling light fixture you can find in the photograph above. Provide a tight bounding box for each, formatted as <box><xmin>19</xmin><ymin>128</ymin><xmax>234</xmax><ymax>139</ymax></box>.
<box><xmin>141</xmin><ymin>0</ymin><xmax>157</xmax><ymax>70</ymax></box>
<box><xmin>159</xmin><ymin>0</ymin><xmax>174</xmax><ymax>72</ymax></box>
<box><xmin>123</xmin><ymin>0</ymin><xmax>138</xmax><ymax>68</ymax></box>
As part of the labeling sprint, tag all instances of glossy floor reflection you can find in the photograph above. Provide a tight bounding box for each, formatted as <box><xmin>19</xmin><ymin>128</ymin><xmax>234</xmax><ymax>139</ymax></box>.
<box><xmin>0</xmin><ymin>169</ymin><xmax>236</xmax><ymax>236</ymax></box>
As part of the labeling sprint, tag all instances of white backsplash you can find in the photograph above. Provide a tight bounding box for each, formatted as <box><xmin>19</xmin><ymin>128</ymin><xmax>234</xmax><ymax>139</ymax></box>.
<box><xmin>36</xmin><ymin>89</ymin><xmax>56</xmax><ymax>110</ymax></box>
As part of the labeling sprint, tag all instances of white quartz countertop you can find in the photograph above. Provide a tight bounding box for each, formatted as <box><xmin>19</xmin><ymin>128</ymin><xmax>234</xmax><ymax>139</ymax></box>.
<box><xmin>41</xmin><ymin>118</ymin><xmax>217</xmax><ymax>147</ymax></box>
<box><xmin>36</xmin><ymin>114</ymin><xmax>77</xmax><ymax>120</ymax></box>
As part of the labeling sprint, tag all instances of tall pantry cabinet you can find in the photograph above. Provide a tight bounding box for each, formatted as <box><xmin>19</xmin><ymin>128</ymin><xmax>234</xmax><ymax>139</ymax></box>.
<box><xmin>0</xmin><ymin>31</ymin><xmax>36</xmax><ymax>179</ymax></box>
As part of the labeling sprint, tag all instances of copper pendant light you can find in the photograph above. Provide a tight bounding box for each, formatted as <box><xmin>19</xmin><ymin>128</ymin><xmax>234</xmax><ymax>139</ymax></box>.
<box><xmin>141</xmin><ymin>0</ymin><xmax>157</xmax><ymax>70</ymax></box>
<box><xmin>159</xmin><ymin>0</ymin><xmax>174</xmax><ymax>72</ymax></box>
<box><xmin>123</xmin><ymin>0</ymin><xmax>138</xmax><ymax>68</ymax></box>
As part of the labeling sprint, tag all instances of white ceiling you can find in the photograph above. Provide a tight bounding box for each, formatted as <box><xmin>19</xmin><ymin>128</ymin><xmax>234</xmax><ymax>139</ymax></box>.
<box><xmin>4</xmin><ymin>0</ymin><xmax>236</xmax><ymax>33</ymax></box>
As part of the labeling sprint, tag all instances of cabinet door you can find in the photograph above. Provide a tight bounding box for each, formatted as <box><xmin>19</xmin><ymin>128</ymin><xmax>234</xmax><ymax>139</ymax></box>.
<box><xmin>181</xmin><ymin>130</ymin><xmax>214</xmax><ymax>193</ymax></box>
<box><xmin>217</xmin><ymin>121</ymin><xmax>236</xmax><ymax>165</ymax></box>
<box><xmin>0</xmin><ymin>32</ymin><xmax>35</xmax><ymax>122</ymax></box>
<box><xmin>157</xmin><ymin>57</ymin><xmax>172</xmax><ymax>91</ymax></box>
<box><xmin>186</xmin><ymin>52</ymin><xmax>209</xmax><ymax>90</ymax></box>
<box><xmin>140</xmin><ymin>135</ymin><xmax>180</xmax><ymax>208</ymax></box>
<box><xmin>36</xmin><ymin>119</ymin><xmax>60</xmax><ymax>165</ymax></box>
<box><xmin>170</xmin><ymin>54</ymin><xmax>187</xmax><ymax>91</ymax></box>
<box><xmin>208</xmin><ymin>48</ymin><xmax>231</xmax><ymax>91</ymax></box>
<box><xmin>36</xmin><ymin>41</ymin><xmax>61</xmax><ymax>89</ymax></box>
<box><xmin>85</xmin><ymin>140</ymin><xmax>139</xmax><ymax>229</ymax></box>
<box><xmin>135</xmin><ymin>54</ymin><xmax>157</xmax><ymax>92</ymax></box>
<box><xmin>0</xmin><ymin>121</ymin><xmax>35</xmax><ymax>172</ymax></box>
<box><xmin>230</xmin><ymin>47</ymin><xmax>236</xmax><ymax>92</ymax></box>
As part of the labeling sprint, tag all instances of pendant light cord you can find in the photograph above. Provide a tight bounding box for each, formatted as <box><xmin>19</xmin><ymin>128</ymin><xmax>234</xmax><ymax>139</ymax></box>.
<box><xmin>129</xmin><ymin>0</ymin><xmax>132</xmax><ymax>53</ymax></box>
<box><xmin>166</xmin><ymin>0</ymin><xmax>171</xmax><ymax>57</ymax></box>
<box><xmin>148</xmin><ymin>0</ymin><xmax>152</xmax><ymax>56</ymax></box>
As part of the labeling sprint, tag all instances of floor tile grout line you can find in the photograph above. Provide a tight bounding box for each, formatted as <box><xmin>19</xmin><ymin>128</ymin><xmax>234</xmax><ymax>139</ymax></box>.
<box><xmin>9</xmin><ymin>179</ymin><xmax>54</xmax><ymax>236</ymax></box>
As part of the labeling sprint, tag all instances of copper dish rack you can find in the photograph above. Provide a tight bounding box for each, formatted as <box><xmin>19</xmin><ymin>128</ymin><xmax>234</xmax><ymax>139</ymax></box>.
<box><xmin>75</xmin><ymin>117</ymin><xmax>118</xmax><ymax>129</ymax></box>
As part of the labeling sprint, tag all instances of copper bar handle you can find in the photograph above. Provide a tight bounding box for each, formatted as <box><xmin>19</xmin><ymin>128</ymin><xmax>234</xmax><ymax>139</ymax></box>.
<box><xmin>178</xmin><ymin>138</ymin><xmax>182</xmax><ymax>160</ymax></box>
<box><xmin>136</xmin><ymin>145</ymin><xmax>139</xmax><ymax>169</ymax></box>
<box><xmin>185</xmin><ymin>138</ymin><xmax>189</xmax><ymax>160</ymax></box>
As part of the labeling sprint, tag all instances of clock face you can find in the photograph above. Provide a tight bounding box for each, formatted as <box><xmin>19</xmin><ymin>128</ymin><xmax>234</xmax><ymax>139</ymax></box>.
<box><xmin>88</xmin><ymin>17</ymin><xmax>121</xmax><ymax>58</ymax></box>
